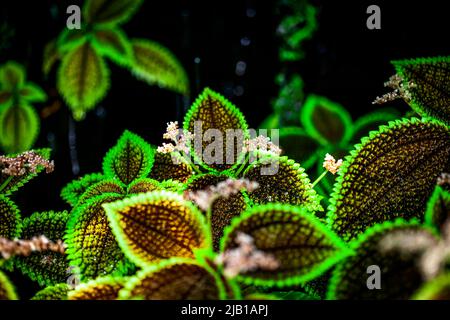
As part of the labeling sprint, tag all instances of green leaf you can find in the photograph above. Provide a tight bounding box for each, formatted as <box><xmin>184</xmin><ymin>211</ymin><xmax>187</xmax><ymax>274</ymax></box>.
<box><xmin>102</xmin><ymin>130</ymin><xmax>155</xmax><ymax>185</ymax></box>
<box><xmin>351</xmin><ymin>110</ymin><xmax>401</xmax><ymax>144</ymax></box>
<box><xmin>0</xmin><ymin>195</ymin><xmax>21</xmax><ymax>239</ymax></box>
<box><xmin>126</xmin><ymin>178</ymin><xmax>160</xmax><ymax>195</ymax></box>
<box><xmin>60</xmin><ymin>173</ymin><xmax>105</xmax><ymax>207</ymax></box>
<box><xmin>424</xmin><ymin>186</ymin><xmax>450</xmax><ymax>232</ymax></box>
<box><xmin>412</xmin><ymin>273</ymin><xmax>450</xmax><ymax>300</ymax></box>
<box><xmin>149</xmin><ymin>152</ymin><xmax>193</xmax><ymax>183</ymax></box>
<box><xmin>31</xmin><ymin>283</ymin><xmax>70</xmax><ymax>300</ymax></box>
<box><xmin>84</xmin><ymin>0</ymin><xmax>143</xmax><ymax>26</ymax></box>
<box><xmin>68</xmin><ymin>276</ymin><xmax>126</xmax><ymax>300</ymax></box>
<box><xmin>221</xmin><ymin>203</ymin><xmax>351</xmax><ymax>287</ymax></box>
<box><xmin>259</xmin><ymin>113</ymin><xmax>280</xmax><ymax>130</ymax></box>
<box><xmin>185</xmin><ymin>173</ymin><xmax>248</xmax><ymax>251</ymax></box>
<box><xmin>278</xmin><ymin>127</ymin><xmax>320</xmax><ymax>170</ymax></box>
<box><xmin>119</xmin><ymin>258</ymin><xmax>226</xmax><ymax>300</ymax></box>
<box><xmin>392</xmin><ymin>56</ymin><xmax>450</xmax><ymax>124</ymax></box>
<box><xmin>14</xmin><ymin>211</ymin><xmax>69</xmax><ymax>286</ymax></box>
<box><xmin>327</xmin><ymin>118</ymin><xmax>450</xmax><ymax>241</ymax></box>
<box><xmin>327</xmin><ymin>219</ymin><xmax>437</xmax><ymax>299</ymax></box>
<box><xmin>92</xmin><ymin>27</ymin><xmax>132</xmax><ymax>66</ymax></box>
<box><xmin>0</xmin><ymin>271</ymin><xmax>18</xmax><ymax>300</ymax></box>
<box><xmin>183</xmin><ymin>88</ymin><xmax>248</xmax><ymax>171</ymax></box>
<box><xmin>300</xmin><ymin>95</ymin><xmax>352</xmax><ymax>145</ymax></box>
<box><xmin>0</xmin><ymin>103</ymin><xmax>39</xmax><ymax>154</ymax></box>
<box><xmin>56</xmin><ymin>29</ymin><xmax>88</xmax><ymax>54</ymax></box>
<box><xmin>0</xmin><ymin>91</ymin><xmax>12</xmax><ymax>108</ymax></box>
<box><xmin>0</xmin><ymin>148</ymin><xmax>51</xmax><ymax>196</ymax></box>
<box><xmin>77</xmin><ymin>179</ymin><xmax>125</xmax><ymax>205</ymax></box>
<box><xmin>57</xmin><ymin>42</ymin><xmax>110</xmax><ymax>120</ymax></box>
<box><xmin>243</xmin><ymin>155</ymin><xmax>322</xmax><ymax>211</ymax></box>
<box><xmin>104</xmin><ymin>191</ymin><xmax>211</xmax><ymax>268</ymax></box>
<box><xmin>42</xmin><ymin>40</ymin><xmax>59</xmax><ymax>76</ymax></box>
<box><xmin>65</xmin><ymin>194</ymin><xmax>133</xmax><ymax>281</ymax></box>
<box><xmin>0</xmin><ymin>61</ymin><xmax>25</xmax><ymax>90</ymax></box>
<box><xmin>19</xmin><ymin>83</ymin><xmax>47</xmax><ymax>103</ymax></box>
<box><xmin>130</xmin><ymin>38</ymin><xmax>189</xmax><ymax>95</ymax></box>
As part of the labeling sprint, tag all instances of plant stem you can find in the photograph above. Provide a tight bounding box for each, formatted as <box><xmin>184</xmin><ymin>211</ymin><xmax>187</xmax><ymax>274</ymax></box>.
<box><xmin>312</xmin><ymin>170</ymin><xmax>328</xmax><ymax>187</ymax></box>
<box><xmin>0</xmin><ymin>176</ymin><xmax>13</xmax><ymax>193</ymax></box>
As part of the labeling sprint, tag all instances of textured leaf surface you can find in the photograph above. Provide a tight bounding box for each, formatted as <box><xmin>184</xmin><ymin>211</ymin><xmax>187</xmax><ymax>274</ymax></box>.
<box><xmin>57</xmin><ymin>42</ymin><xmax>110</xmax><ymax>120</ymax></box>
<box><xmin>120</xmin><ymin>259</ymin><xmax>224</xmax><ymax>300</ymax></box>
<box><xmin>77</xmin><ymin>179</ymin><xmax>125</xmax><ymax>205</ymax></box>
<box><xmin>0</xmin><ymin>104</ymin><xmax>39</xmax><ymax>153</ymax></box>
<box><xmin>126</xmin><ymin>178</ymin><xmax>160</xmax><ymax>194</ymax></box>
<box><xmin>68</xmin><ymin>276</ymin><xmax>125</xmax><ymax>300</ymax></box>
<box><xmin>31</xmin><ymin>284</ymin><xmax>70</xmax><ymax>300</ymax></box>
<box><xmin>65</xmin><ymin>194</ymin><xmax>132</xmax><ymax>281</ymax></box>
<box><xmin>0</xmin><ymin>149</ymin><xmax>51</xmax><ymax>196</ymax></box>
<box><xmin>183</xmin><ymin>88</ymin><xmax>248</xmax><ymax>171</ymax></box>
<box><xmin>0</xmin><ymin>271</ymin><xmax>17</xmax><ymax>300</ymax></box>
<box><xmin>300</xmin><ymin>95</ymin><xmax>352</xmax><ymax>145</ymax></box>
<box><xmin>243</xmin><ymin>155</ymin><xmax>322</xmax><ymax>211</ymax></box>
<box><xmin>14</xmin><ymin>211</ymin><xmax>70</xmax><ymax>286</ymax></box>
<box><xmin>412</xmin><ymin>273</ymin><xmax>450</xmax><ymax>300</ymax></box>
<box><xmin>0</xmin><ymin>195</ymin><xmax>21</xmax><ymax>239</ymax></box>
<box><xmin>327</xmin><ymin>118</ymin><xmax>450</xmax><ymax>241</ymax></box>
<box><xmin>84</xmin><ymin>0</ymin><xmax>143</xmax><ymax>26</ymax></box>
<box><xmin>278</xmin><ymin>127</ymin><xmax>320</xmax><ymax>170</ymax></box>
<box><xmin>92</xmin><ymin>27</ymin><xmax>132</xmax><ymax>66</ymax></box>
<box><xmin>131</xmin><ymin>39</ymin><xmax>189</xmax><ymax>95</ymax></box>
<box><xmin>328</xmin><ymin>220</ymin><xmax>437</xmax><ymax>299</ymax></box>
<box><xmin>149</xmin><ymin>152</ymin><xmax>193</xmax><ymax>183</ymax></box>
<box><xmin>393</xmin><ymin>56</ymin><xmax>450</xmax><ymax>124</ymax></box>
<box><xmin>425</xmin><ymin>186</ymin><xmax>450</xmax><ymax>231</ymax></box>
<box><xmin>104</xmin><ymin>191</ymin><xmax>210</xmax><ymax>268</ymax></box>
<box><xmin>103</xmin><ymin>130</ymin><xmax>154</xmax><ymax>185</ymax></box>
<box><xmin>221</xmin><ymin>204</ymin><xmax>350</xmax><ymax>287</ymax></box>
<box><xmin>60</xmin><ymin>173</ymin><xmax>105</xmax><ymax>207</ymax></box>
<box><xmin>186</xmin><ymin>174</ymin><xmax>247</xmax><ymax>251</ymax></box>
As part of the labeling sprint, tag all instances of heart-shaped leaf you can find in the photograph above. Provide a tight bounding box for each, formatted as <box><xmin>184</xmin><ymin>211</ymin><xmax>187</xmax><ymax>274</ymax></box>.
<box><xmin>19</xmin><ymin>83</ymin><xmax>47</xmax><ymax>103</ymax></box>
<box><xmin>412</xmin><ymin>273</ymin><xmax>450</xmax><ymax>300</ymax></box>
<box><xmin>65</xmin><ymin>194</ymin><xmax>133</xmax><ymax>281</ymax></box>
<box><xmin>278</xmin><ymin>127</ymin><xmax>320</xmax><ymax>170</ymax></box>
<box><xmin>0</xmin><ymin>103</ymin><xmax>39</xmax><ymax>154</ymax></box>
<box><xmin>243</xmin><ymin>155</ymin><xmax>322</xmax><ymax>211</ymax></box>
<box><xmin>31</xmin><ymin>283</ymin><xmax>70</xmax><ymax>300</ymax></box>
<box><xmin>0</xmin><ymin>195</ymin><xmax>21</xmax><ymax>239</ymax></box>
<box><xmin>14</xmin><ymin>211</ymin><xmax>70</xmax><ymax>286</ymax></box>
<box><xmin>104</xmin><ymin>191</ymin><xmax>210</xmax><ymax>268</ymax></box>
<box><xmin>126</xmin><ymin>178</ymin><xmax>160</xmax><ymax>195</ymax></box>
<box><xmin>77</xmin><ymin>179</ymin><xmax>125</xmax><ymax>205</ymax></box>
<box><xmin>68</xmin><ymin>276</ymin><xmax>126</xmax><ymax>300</ymax></box>
<box><xmin>92</xmin><ymin>27</ymin><xmax>132</xmax><ymax>66</ymax></box>
<box><xmin>183</xmin><ymin>88</ymin><xmax>249</xmax><ymax>171</ymax></box>
<box><xmin>392</xmin><ymin>56</ymin><xmax>450</xmax><ymax>124</ymax></box>
<box><xmin>185</xmin><ymin>173</ymin><xmax>248</xmax><ymax>251</ymax></box>
<box><xmin>102</xmin><ymin>130</ymin><xmax>155</xmax><ymax>185</ymax></box>
<box><xmin>425</xmin><ymin>186</ymin><xmax>450</xmax><ymax>232</ymax></box>
<box><xmin>130</xmin><ymin>39</ymin><xmax>189</xmax><ymax>95</ymax></box>
<box><xmin>149</xmin><ymin>152</ymin><xmax>193</xmax><ymax>183</ymax></box>
<box><xmin>60</xmin><ymin>173</ymin><xmax>105</xmax><ymax>207</ymax></box>
<box><xmin>327</xmin><ymin>118</ymin><xmax>450</xmax><ymax>241</ymax></box>
<box><xmin>84</xmin><ymin>0</ymin><xmax>143</xmax><ymax>26</ymax></box>
<box><xmin>42</xmin><ymin>40</ymin><xmax>59</xmax><ymax>76</ymax></box>
<box><xmin>57</xmin><ymin>42</ymin><xmax>110</xmax><ymax>120</ymax></box>
<box><xmin>0</xmin><ymin>149</ymin><xmax>51</xmax><ymax>196</ymax></box>
<box><xmin>327</xmin><ymin>219</ymin><xmax>437</xmax><ymax>299</ymax></box>
<box><xmin>0</xmin><ymin>61</ymin><xmax>24</xmax><ymax>90</ymax></box>
<box><xmin>221</xmin><ymin>203</ymin><xmax>351</xmax><ymax>287</ymax></box>
<box><xmin>300</xmin><ymin>95</ymin><xmax>352</xmax><ymax>145</ymax></box>
<box><xmin>0</xmin><ymin>271</ymin><xmax>17</xmax><ymax>300</ymax></box>
<box><xmin>119</xmin><ymin>258</ymin><xmax>226</xmax><ymax>300</ymax></box>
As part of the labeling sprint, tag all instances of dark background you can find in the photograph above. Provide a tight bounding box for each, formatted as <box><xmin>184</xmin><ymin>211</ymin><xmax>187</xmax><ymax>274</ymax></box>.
<box><xmin>0</xmin><ymin>0</ymin><xmax>449</xmax><ymax>297</ymax></box>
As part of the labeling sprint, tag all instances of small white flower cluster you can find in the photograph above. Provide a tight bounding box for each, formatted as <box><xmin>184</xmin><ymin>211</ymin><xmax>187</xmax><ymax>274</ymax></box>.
<box><xmin>0</xmin><ymin>235</ymin><xmax>66</xmax><ymax>260</ymax></box>
<box><xmin>372</xmin><ymin>74</ymin><xmax>416</xmax><ymax>105</ymax></box>
<box><xmin>323</xmin><ymin>153</ymin><xmax>343</xmax><ymax>175</ymax></box>
<box><xmin>157</xmin><ymin>121</ymin><xmax>194</xmax><ymax>154</ymax></box>
<box><xmin>242</xmin><ymin>135</ymin><xmax>282</xmax><ymax>156</ymax></box>
<box><xmin>184</xmin><ymin>178</ymin><xmax>259</xmax><ymax>211</ymax></box>
<box><xmin>215</xmin><ymin>232</ymin><xmax>280</xmax><ymax>278</ymax></box>
<box><xmin>437</xmin><ymin>172</ymin><xmax>450</xmax><ymax>186</ymax></box>
<box><xmin>0</xmin><ymin>151</ymin><xmax>54</xmax><ymax>176</ymax></box>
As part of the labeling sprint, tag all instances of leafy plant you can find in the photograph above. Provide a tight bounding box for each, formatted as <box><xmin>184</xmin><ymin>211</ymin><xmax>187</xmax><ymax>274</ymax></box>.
<box><xmin>0</xmin><ymin>62</ymin><xmax>47</xmax><ymax>153</ymax></box>
<box><xmin>45</xmin><ymin>0</ymin><xmax>189</xmax><ymax>120</ymax></box>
